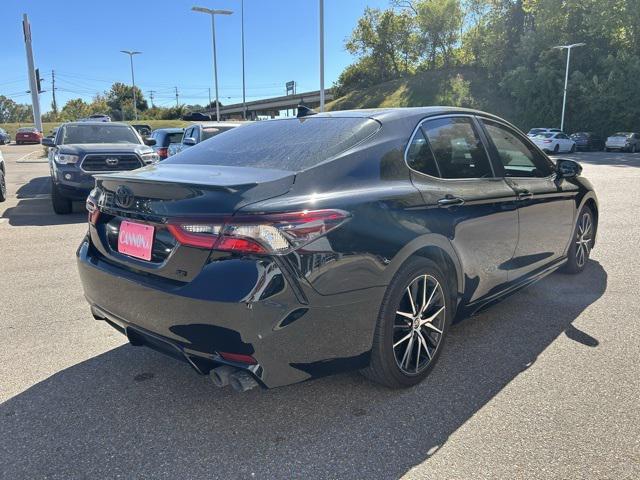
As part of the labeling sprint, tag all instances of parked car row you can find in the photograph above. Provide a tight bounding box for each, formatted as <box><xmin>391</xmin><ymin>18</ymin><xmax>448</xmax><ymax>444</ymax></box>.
<box><xmin>526</xmin><ymin>127</ymin><xmax>640</xmax><ymax>153</ymax></box>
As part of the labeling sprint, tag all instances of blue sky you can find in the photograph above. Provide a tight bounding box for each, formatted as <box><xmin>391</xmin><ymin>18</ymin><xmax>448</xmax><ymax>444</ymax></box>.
<box><xmin>0</xmin><ymin>0</ymin><xmax>389</xmax><ymax>112</ymax></box>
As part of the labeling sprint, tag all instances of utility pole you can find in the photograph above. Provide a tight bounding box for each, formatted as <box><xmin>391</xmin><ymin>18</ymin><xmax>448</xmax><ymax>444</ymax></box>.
<box><xmin>175</xmin><ymin>86</ymin><xmax>179</xmax><ymax>107</ymax></box>
<box><xmin>51</xmin><ymin>69</ymin><xmax>58</xmax><ymax>114</ymax></box>
<box><xmin>22</xmin><ymin>14</ymin><xmax>42</xmax><ymax>131</ymax></box>
<box><xmin>149</xmin><ymin>90</ymin><xmax>155</xmax><ymax>108</ymax></box>
<box><xmin>208</xmin><ymin>87</ymin><xmax>212</xmax><ymax>108</ymax></box>
<box><xmin>319</xmin><ymin>0</ymin><xmax>325</xmax><ymax>112</ymax></box>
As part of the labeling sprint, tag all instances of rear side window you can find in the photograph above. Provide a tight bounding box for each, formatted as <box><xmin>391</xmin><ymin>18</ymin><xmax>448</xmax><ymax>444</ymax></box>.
<box><xmin>406</xmin><ymin>129</ymin><xmax>439</xmax><ymax>177</ymax></box>
<box><xmin>166</xmin><ymin>117</ymin><xmax>380</xmax><ymax>171</ymax></box>
<box><xmin>418</xmin><ymin>117</ymin><xmax>493</xmax><ymax>179</ymax></box>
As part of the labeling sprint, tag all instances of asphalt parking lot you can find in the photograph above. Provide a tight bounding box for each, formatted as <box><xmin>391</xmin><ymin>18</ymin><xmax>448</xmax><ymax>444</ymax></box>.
<box><xmin>1</xmin><ymin>142</ymin><xmax>639</xmax><ymax>479</ymax></box>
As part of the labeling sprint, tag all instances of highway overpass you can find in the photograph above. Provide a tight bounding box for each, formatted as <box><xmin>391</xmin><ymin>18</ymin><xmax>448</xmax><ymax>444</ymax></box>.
<box><xmin>206</xmin><ymin>90</ymin><xmax>335</xmax><ymax>120</ymax></box>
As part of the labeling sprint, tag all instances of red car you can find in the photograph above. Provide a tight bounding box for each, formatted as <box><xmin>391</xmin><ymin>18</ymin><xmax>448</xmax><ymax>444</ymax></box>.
<box><xmin>16</xmin><ymin>127</ymin><xmax>43</xmax><ymax>145</ymax></box>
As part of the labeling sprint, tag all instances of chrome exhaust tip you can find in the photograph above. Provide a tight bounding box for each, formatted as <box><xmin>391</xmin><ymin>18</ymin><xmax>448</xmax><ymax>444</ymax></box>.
<box><xmin>229</xmin><ymin>370</ymin><xmax>259</xmax><ymax>392</ymax></box>
<box><xmin>210</xmin><ymin>365</ymin><xmax>237</xmax><ymax>388</ymax></box>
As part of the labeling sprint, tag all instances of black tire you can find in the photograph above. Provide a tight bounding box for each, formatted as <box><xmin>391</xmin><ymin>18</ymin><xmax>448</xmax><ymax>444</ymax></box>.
<box><xmin>51</xmin><ymin>180</ymin><xmax>72</xmax><ymax>214</ymax></box>
<box><xmin>553</xmin><ymin>144</ymin><xmax>560</xmax><ymax>154</ymax></box>
<box><xmin>632</xmin><ymin>144</ymin><xmax>637</xmax><ymax>154</ymax></box>
<box><xmin>605</xmin><ymin>148</ymin><xmax>610</xmax><ymax>152</ymax></box>
<box><xmin>362</xmin><ymin>257</ymin><xmax>452</xmax><ymax>388</ymax></box>
<box><xmin>563</xmin><ymin>205</ymin><xmax>595</xmax><ymax>274</ymax></box>
<box><xmin>570</xmin><ymin>144</ymin><xmax>576</xmax><ymax>153</ymax></box>
<box><xmin>0</xmin><ymin>170</ymin><xmax>6</xmax><ymax>202</ymax></box>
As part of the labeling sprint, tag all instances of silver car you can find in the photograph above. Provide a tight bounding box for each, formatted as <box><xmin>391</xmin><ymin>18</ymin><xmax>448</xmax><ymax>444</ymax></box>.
<box><xmin>167</xmin><ymin>122</ymin><xmax>243</xmax><ymax>157</ymax></box>
<box><xmin>605</xmin><ymin>132</ymin><xmax>640</xmax><ymax>153</ymax></box>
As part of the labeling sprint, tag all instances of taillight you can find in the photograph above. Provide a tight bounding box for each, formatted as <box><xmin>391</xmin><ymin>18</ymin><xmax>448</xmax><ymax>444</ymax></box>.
<box><xmin>167</xmin><ymin>209</ymin><xmax>349</xmax><ymax>254</ymax></box>
<box><xmin>543</xmin><ymin>139</ymin><xmax>552</xmax><ymax>143</ymax></box>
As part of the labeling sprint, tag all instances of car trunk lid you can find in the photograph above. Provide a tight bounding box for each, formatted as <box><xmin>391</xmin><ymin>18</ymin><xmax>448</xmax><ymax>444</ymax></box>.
<box><xmin>88</xmin><ymin>163</ymin><xmax>296</xmax><ymax>281</ymax></box>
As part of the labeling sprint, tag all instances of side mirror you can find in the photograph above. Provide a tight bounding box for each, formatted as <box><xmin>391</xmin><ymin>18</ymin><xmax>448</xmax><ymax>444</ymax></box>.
<box><xmin>556</xmin><ymin>158</ymin><xmax>582</xmax><ymax>178</ymax></box>
<box><xmin>41</xmin><ymin>137</ymin><xmax>55</xmax><ymax>147</ymax></box>
<box><xmin>144</xmin><ymin>137</ymin><xmax>156</xmax><ymax>146</ymax></box>
<box><xmin>183</xmin><ymin>137</ymin><xmax>197</xmax><ymax>146</ymax></box>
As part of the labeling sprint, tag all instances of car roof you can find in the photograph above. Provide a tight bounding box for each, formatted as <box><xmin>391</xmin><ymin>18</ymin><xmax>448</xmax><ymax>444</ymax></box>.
<box><xmin>152</xmin><ymin>127</ymin><xmax>184</xmax><ymax>133</ymax></box>
<box><xmin>291</xmin><ymin>107</ymin><xmax>517</xmax><ymax>130</ymax></box>
<box><xmin>62</xmin><ymin>121</ymin><xmax>132</xmax><ymax>127</ymax></box>
<box><xmin>189</xmin><ymin>121</ymin><xmax>246</xmax><ymax>128</ymax></box>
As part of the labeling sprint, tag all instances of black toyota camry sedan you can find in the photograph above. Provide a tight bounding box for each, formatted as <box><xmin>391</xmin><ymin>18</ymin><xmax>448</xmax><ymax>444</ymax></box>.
<box><xmin>78</xmin><ymin>107</ymin><xmax>598</xmax><ymax>391</ymax></box>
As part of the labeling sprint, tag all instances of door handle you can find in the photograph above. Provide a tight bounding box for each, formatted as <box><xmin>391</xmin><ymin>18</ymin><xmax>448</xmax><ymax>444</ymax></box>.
<box><xmin>517</xmin><ymin>189</ymin><xmax>533</xmax><ymax>200</ymax></box>
<box><xmin>437</xmin><ymin>195</ymin><xmax>465</xmax><ymax>207</ymax></box>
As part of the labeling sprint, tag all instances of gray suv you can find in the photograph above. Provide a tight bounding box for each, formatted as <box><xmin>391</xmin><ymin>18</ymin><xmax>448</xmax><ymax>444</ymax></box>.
<box><xmin>43</xmin><ymin>122</ymin><xmax>158</xmax><ymax>214</ymax></box>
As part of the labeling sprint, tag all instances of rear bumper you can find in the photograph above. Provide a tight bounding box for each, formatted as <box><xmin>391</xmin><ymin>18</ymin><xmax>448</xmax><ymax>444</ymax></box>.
<box><xmin>77</xmin><ymin>237</ymin><xmax>383</xmax><ymax>388</ymax></box>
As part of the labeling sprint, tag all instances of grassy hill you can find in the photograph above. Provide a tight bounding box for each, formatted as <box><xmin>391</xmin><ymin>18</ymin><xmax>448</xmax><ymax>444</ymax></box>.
<box><xmin>0</xmin><ymin>119</ymin><xmax>189</xmax><ymax>139</ymax></box>
<box><xmin>326</xmin><ymin>67</ymin><xmax>513</xmax><ymax>121</ymax></box>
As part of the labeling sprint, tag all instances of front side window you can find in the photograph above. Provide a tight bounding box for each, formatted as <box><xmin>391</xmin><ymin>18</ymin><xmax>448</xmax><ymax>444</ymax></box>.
<box><xmin>482</xmin><ymin>120</ymin><xmax>554</xmax><ymax>178</ymax></box>
<box><xmin>419</xmin><ymin>117</ymin><xmax>493</xmax><ymax>179</ymax></box>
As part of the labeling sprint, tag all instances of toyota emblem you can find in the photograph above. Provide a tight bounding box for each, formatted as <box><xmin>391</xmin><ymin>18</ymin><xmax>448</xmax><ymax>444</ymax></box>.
<box><xmin>105</xmin><ymin>157</ymin><xmax>119</xmax><ymax>166</ymax></box>
<box><xmin>115</xmin><ymin>185</ymin><xmax>134</xmax><ymax>209</ymax></box>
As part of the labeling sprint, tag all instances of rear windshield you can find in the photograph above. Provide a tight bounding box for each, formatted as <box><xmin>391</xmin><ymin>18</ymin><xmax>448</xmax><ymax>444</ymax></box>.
<box><xmin>612</xmin><ymin>132</ymin><xmax>631</xmax><ymax>137</ymax></box>
<box><xmin>165</xmin><ymin>132</ymin><xmax>184</xmax><ymax>146</ymax></box>
<box><xmin>202</xmin><ymin>126</ymin><xmax>235</xmax><ymax>141</ymax></box>
<box><xmin>59</xmin><ymin>124</ymin><xmax>141</xmax><ymax>144</ymax></box>
<box><xmin>536</xmin><ymin>133</ymin><xmax>554</xmax><ymax>138</ymax></box>
<box><xmin>18</xmin><ymin>127</ymin><xmax>37</xmax><ymax>133</ymax></box>
<box><xmin>166</xmin><ymin>117</ymin><xmax>380</xmax><ymax>171</ymax></box>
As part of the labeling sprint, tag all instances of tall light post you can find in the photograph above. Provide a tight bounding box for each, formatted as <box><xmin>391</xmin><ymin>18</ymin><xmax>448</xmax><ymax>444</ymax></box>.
<box><xmin>120</xmin><ymin>50</ymin><xmax>142</xmax><ymax>120</ymax></box>
<box><xmin>238</xmin><ymin>0</ymin><xmax>246</xmax><ymax>119</ymax></box>
<box><xmin>554</xmin><ymin>42</ymin><xmax>585</xmax><ymax>131</ymax></box>
<box><xmin>192</xmin><ymin>6</ymin><xmax>233</xmax><ymax>122</ymax></box>
<box><xmin>319</xmin><ymin>0</ymin><xmax>325</xmax><ymax>112</ymax></box>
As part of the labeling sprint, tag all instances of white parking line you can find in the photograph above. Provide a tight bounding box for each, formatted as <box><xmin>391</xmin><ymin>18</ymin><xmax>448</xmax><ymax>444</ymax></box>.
<box><xmin>16</xmin><ymin>150</ymin><xmax>47</xmax><ymax>163</ymax></box>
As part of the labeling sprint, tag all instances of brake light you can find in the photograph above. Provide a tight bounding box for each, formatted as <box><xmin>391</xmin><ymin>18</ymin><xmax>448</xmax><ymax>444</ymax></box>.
<box><xmin>167</xmin><ymin>209</ymin><xmax>349</xmax><ymax>254</ymax></box>
<box><xmin>543</xmin><ymin>139</ymin><xmax>553</xmax><ymax>143</ymax></box>
<box><xmin>218</xmin><ymin>352</ymin><xmax>257</xmax><ymax>365</ymax></box>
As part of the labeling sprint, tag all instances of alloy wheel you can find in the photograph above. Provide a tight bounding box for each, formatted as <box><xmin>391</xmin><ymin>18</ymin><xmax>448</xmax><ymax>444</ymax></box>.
<box><xmin>575</xmin><ymin>211</ymin><xmax>593</xmax><ymax>268</ymax></box>
<box><xmin>393</xmin><ymin>274</ymin><xmax>446</xmax><ymax>375</ymax></box>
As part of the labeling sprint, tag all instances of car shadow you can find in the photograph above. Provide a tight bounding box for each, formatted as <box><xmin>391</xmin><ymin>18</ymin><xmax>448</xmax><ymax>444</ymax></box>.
<box><xmin>0</xmin><ymin>261</ymin><xmax>607</xmax><ymax>478</ymax></box>
<box><xmin>1</xmin><ymin>176</ymin><xmax>85</xmax><ymax>226</ymax></box>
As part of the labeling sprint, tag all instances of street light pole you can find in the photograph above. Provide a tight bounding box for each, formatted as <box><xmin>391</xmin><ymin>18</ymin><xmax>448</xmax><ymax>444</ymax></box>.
<box><xmin>554</xmin><ymin>43</ymin><xmax>585</xmax><ymax>132</ymax></box>
<box><xmin>241</xmin><ymin>0</ymin><xmax>246</xmax><ymax>120</ymax></box>
<box><xmin>192</xmin><ymin>6</ymin><xmax>233</xmax><ymax>122</ymax></box>
<box><xmin>120</xmin><ymin>50</ymin><xmax>142</xmax><ymax>120</ymax></box>
<box><xmin>319</xmin><ymin>0</ymin><xmax>325</xmax><ymax>112</ymax></box>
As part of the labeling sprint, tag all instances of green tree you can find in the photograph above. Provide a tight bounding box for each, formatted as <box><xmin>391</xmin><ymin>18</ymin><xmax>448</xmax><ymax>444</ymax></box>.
<box><xmin>0</xmin><ymin>96</ymin><xmax>33</xmax><ymax>123</ymax></box>
<box><xmin>59</xmin><ymin>98</ymin><xmax>92</xmax><ymax>121</ymax></box>
<box><xmin>105</xmin><ymin>82</ymin><xmax>148</xmax><ymax>120</ymax></box>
